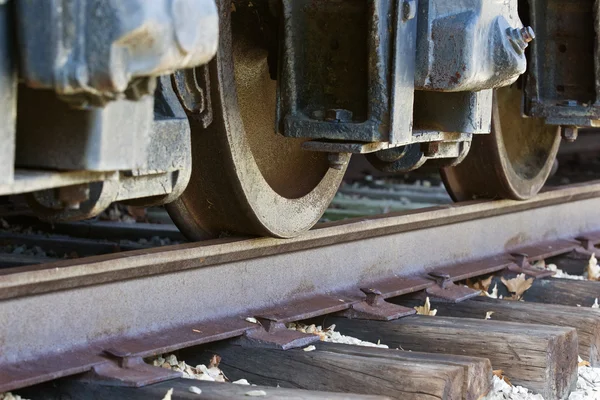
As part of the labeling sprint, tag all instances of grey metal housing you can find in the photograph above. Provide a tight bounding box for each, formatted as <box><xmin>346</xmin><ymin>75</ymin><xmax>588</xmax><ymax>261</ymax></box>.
<box><xmin>16</xmin><ymin>0</ymin><xmax>219</xmax><ymax>105</ymax></box>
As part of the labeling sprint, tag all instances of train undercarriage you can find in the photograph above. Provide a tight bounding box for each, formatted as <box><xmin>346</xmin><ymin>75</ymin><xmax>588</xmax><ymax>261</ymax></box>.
<box><xmin>0</xmin><ymin>0</ymin><xmax>597</xmax><ymax>239</ymax></box>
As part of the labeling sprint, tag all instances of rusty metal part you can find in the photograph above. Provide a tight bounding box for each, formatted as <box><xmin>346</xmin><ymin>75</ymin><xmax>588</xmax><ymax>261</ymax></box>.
<box><xmin>165</xmin><ymin>0</ymin><xmax>345</xmax><ymax>239</ymax></box>
<box><xmin>1</xmin><ymin>182</ymin><xmax>600</xmax><ymax>392</ymax></box>
<box><xmin>336</xmin><ymin>288</ymin><xmax>416</xmax><ymax>321</ymax></box>
<box><xmin>234</xmin><ymin>322</ymin><xmax>319</xmax><ymax>350</ymax></box>
<box><xmin>77</xmin><ymin>354</ymin><xmax>181</xmax><ymax>387</ymax></box>
<box><xmin>425</xmin><ymin>272</ymin><xmax>480</xmax><ymax>302</ymax></box>
<box><xmin>277</xmin><ymin>0</ymin><xmax>418</xmax><ymax>150</ymax></box>
<box><xmin>524</xmin><ymin>0</ymin><xmax>600</xmax><ymax>127</ymax></box>
<box><xmin>171</xmin><ymin>66</ymin><xmax>213</xmax><ymax>128</ymax></box>
<box><xmin>441</xmin><ymin>85</ymin><xmax>561</xmax><ymax>201</ymax></box>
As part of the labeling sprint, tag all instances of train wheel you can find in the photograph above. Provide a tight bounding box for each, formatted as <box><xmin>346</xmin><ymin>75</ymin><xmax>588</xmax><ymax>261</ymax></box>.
<box><xmin>441</xmin><ymin>85</ymin><xmax>561</xmax><ymax>201</ymax></box>
<box><xmin>166</xmin><ymin>1</ymin><xmax>345</xmax><ymax>240</ymax></box>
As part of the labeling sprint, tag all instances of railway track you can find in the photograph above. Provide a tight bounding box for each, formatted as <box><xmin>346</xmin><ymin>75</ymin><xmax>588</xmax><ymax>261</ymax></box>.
<box><xmin>2</xmin><ymin>181</ymin><xmax>600</xmax><ymax>399</ymax></box>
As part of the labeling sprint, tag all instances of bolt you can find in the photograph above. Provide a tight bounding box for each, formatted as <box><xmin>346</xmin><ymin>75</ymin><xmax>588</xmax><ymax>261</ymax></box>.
<box><xmin>104</xmin><ymin>348</ymin><xmax>131</xmax><ymax>358</ymax></box>
<box><xmin>428</xmin><ymin>271</ymin><xmax>451</xmax><ymax>288</ymax></box>
<box><xmin>520</xmin><ymin>26</ymin><xmax>535</xmax><ymax>43</ymax></box>
<box><xmin>402</xmin><ymin>0</ymin><xmax>417</xmax><ymax>21</ymax></box>
<box><xmin>562</xmin><ymin>126</ymin><xmax>579</xmax><ymax>142</ymax></box>
<box><xmin>360</xmin><ymin>288</ymin><xmax>383</xmax><ymax>306</ymax></box>
<box><xmin>510</xmin><ymin>252</ymin><xmax>529</xmax><ymax>268</ymax></box>
<box><xmin>576</xmin><ymin>236</ymin><xmax>593</xmax><ymax>251</ymax></box>
<box><xmin>325</xmin><ymin>109</ymin><xmax>353</xmax><ymax>123</ymax></box>
<box><xmin>328</xmin><ymin>152</ymin><xmax>350</xmax><ymax>170</ymax></box>
<box><xmin>507</xmin><ymin>26</ymin><xmax>535</xmax><ymax>53</ymax></box>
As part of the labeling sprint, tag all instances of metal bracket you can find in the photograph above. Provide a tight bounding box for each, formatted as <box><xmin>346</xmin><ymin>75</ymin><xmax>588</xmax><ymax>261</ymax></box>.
<box><xmin>234</xmin><ymin>318</ymin><xmax>319</xmax><ymax>350</ymax></box>
<box><xmin>171</xmin><ymin>65</ymin><xmax>213</xmax><ymax>128</ymax></box>
<box><xmin>575</xmin><ymin>236</ymin><xmax>599</xmax><ymax>256</ymax></box>
<box><xmin>76</xmin><ymin>348</ymin><xmax>181</xmax><ymax>387</ymax></box>
<box><xmin>425</xmin><ymin>271</ymin><xmax>479</xmax><ymax>302</ymax></box>
<box><xmin>507</xmin><ymin>253</ymin><xmax>554</xmax><ymax>278</ymax></box>
<box><xmin>336</xmin><ymin>288</ymin><xmax>416</xmax><ymax>321</ymax></box>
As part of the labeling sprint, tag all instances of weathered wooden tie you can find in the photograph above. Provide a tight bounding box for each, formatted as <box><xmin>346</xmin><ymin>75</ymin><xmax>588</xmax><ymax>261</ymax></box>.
<box><xmin>17</xmin><ymin>378</ymin><xmax>389</xmax><ymax>400</ymax></box>
<box><xmin>520</xmin><ymin>277</ymin><xmax>600</xmax><ymax>307</ymax></box>
<box><xmin>315</xmin><ymin>342</ymin><xmax>492</xmax><ymax>400</ymax></box>
<box><xmin>181</xmin><ymin>343</ymin><xmax>468</xmax><ymax>400</ymax></box>
<box><xmin>393</xmin><ymin>296</ymin><xmax>600</xmax><ymax>365</ymax></box>
<box><xmin>328</xmin><ymin>315</ymin><xmax>578</xmax><ymax>400</ymax></box>
<box><xmin>484</xmin><ymin>275</ymin><xmax>600</xmax><ymax>307</ymax></box>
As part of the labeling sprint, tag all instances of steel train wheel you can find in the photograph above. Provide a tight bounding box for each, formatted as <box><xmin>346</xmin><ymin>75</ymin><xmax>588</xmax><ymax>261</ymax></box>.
<box><xmin>166</xmin><ymin>1</ymin><xmax>345</xmax><ymax>240</ymax></box>
<box><xmin>441</xmin><ymin>85</ymin><xmax>561</xmax><ymax>201</ymax></box>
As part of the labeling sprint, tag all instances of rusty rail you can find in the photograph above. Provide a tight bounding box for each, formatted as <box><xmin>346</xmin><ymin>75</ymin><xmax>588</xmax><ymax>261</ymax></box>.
<box><xmin>2</xmin><ymin>181</ymin><xmax>600</xmax><ymax>392</ymax></box>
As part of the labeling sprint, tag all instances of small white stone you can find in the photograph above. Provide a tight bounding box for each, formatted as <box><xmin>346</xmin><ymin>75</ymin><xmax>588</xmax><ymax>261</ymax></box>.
<box><xmin>245</xmin><ymin>317</ymin><xmax>258</xmax><ymax>324</ymax></box>
<box><xmin>189</xmin><ymin>386</ymin><xmax>202</xmax><ymax>394</ymax></box>
<box><xmin>303</xmin><ymin>345</ymin><xmax>316</xmax><ymax>352</ymax></box>
<box><xmin>245</xmin><ymin>390</ymin><xmax>267</xmax><ymax>397</ymax></box>
<box><xmin>233</xmin><ymin>379</ymin><xmax>251</xmax><ymax>385</ymax></box>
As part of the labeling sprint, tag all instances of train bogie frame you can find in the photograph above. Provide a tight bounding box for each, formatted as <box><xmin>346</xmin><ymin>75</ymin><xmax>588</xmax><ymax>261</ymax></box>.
<box><xmin>0</xmin><ymin>0</ymin><xmax>597</xmax><ymax>238</ymax></box>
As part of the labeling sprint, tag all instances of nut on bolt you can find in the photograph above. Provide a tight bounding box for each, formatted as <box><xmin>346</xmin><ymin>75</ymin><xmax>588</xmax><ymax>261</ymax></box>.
<box><xmin>507</xmin><ymin>26</ymin><xmax>535</xmax><ymax>53</ymax></box>
<box><xmin>562</xmin><ymin>126</ymin><xmax>578</xmax><ymax>142</ymax></box>
<box><xmin>328</xmin><ymin>152</ymin><xmax>350</xmax><ymax>170</ymax></box>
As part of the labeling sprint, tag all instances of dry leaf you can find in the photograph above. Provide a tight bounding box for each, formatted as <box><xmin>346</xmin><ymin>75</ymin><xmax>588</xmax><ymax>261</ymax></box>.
<box><xmin>0</xmin><ymin>393</ymin><xmax>30</xmax><ymax>400</ymax></box>
<box><xmin>587</xmin><ymin>254</ymin><xmax>599</xmax><ymax>281</ymax></box>
<box><xmin>209</xmin><ymin>354</ymin><xmax>221</xmax><ymax>369</ymax></box>
<box><xmin>153</xmin><ymin>354</ymin><xmax>230</xmax><ymax>382</ymax></box>
<box><xmin>493</xmin><ymin>369</ymin><xmax>512</xmax><ymax>386</ymax></box>
<box><xmin>474</xmin><ymin>276</ymin><xmax>493</xmax><ymax>291</ymax></box>
<box><xmin>482</xmin><ymin>283</ymin><xmax>498</xmax><ymax>299</ymax></box>
<box><xmin>193</xmin><ymin>329</ymin><xmax>202</xmax><ymax>333</ymax></box>
<box><xmin>485</xmin><ymin>311</ymin><xmax>494</xmax><ymax>320</ymax></box>
<box><xmin>531</xmin><ymin>260</ymin><xmax>546</xmax><ymax>270</ymax></box>
<box><xmin>579</xmin><ymin>360</ymin><xmax>591</xmax><ymax>367</ymax></box>
<box><xmin>501</xmin><ymin>274</ymin><xmax>534</xmax><ymax>300</ymax></box>
<box><xmin>162</xmin><ymin>388</ymin><xmax>174</xmax><ymax>400</ymax></box>
<box><xmin>467</xmin><ymin>276</ymin><xmax>498</xmax><ymax>298</ymax></box>
<box><xmin>414</xmin><ymin>297</ymin><xmax>437</xmax><ymax>316</ymax></box>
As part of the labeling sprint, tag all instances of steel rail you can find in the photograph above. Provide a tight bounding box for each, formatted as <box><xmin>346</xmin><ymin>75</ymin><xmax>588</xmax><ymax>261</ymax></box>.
<box><xmin>1</xmin><ymin>181</ymin><xmax>600</xmax><ymax>392</ymax></box>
